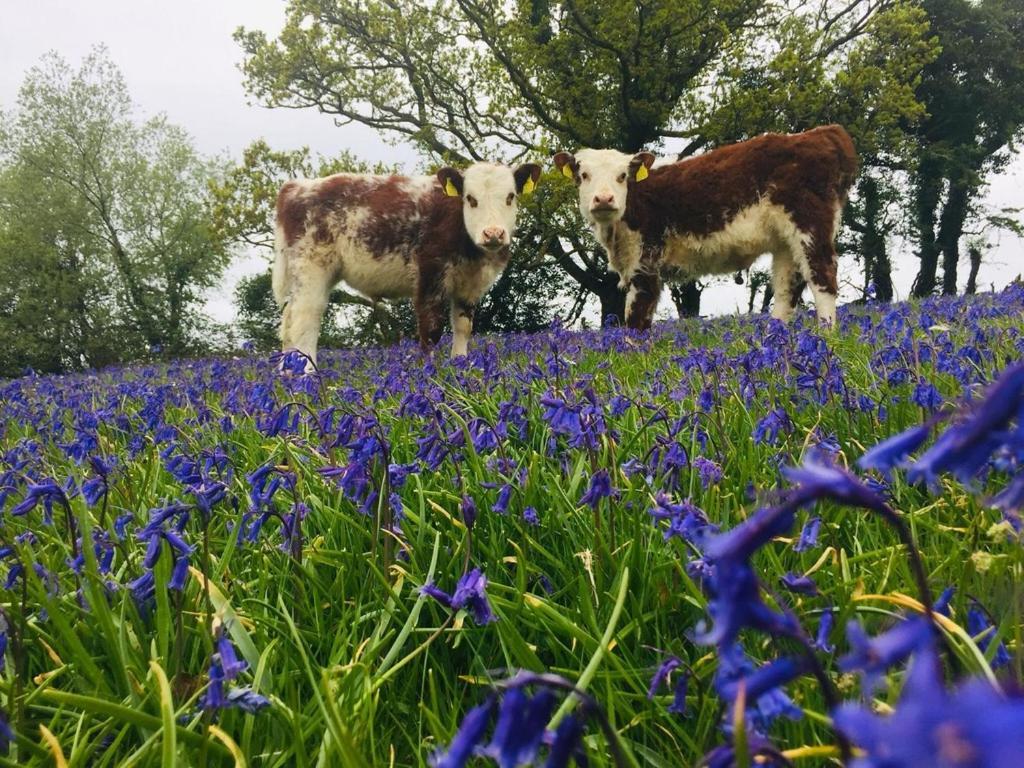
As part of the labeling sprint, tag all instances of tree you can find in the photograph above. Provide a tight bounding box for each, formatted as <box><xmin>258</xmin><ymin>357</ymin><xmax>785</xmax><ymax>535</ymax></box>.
<box><xmin>910</xmin><ymin>0</ymin><xmax>1024</xmax><ymax>296</ymax></box>
<box><xmin>236</xmin><ymin>0</ymin><xmax>934</xmax><ymax>321</ymax></box>
<box><xmin>0</xmin><ymin>48</ymin><xmax>230</xmax><ymax>374</ymax></box>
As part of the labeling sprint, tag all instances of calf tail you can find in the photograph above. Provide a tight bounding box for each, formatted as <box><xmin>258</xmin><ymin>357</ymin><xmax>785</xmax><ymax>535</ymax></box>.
<box><xmin>272</xmin><ymin>222</ymin><xmax>288</xmax><ymax>307</ymax></box>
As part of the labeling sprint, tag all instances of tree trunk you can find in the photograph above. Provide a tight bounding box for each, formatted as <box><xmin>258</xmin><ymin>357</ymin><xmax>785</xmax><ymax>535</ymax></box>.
<box><xmin>912</xmin><ymin>158</ymin><xmax>943</xmax><ymax>298</ymax></box>
<box><xmin>669</xmin><ymin>281</ymin><xmax>702</xmax><ymax>318</ymax></box>
<box><xmin>761</xmin><ymin>284</ymin><xmax>774</xmax><ymax>314</ymax></box>
<box><xmin>938</xmin><ymin>180</ymin><xmax>970</xmax><ymax>296</ymax></box>
<box><xmin>860</xmin><ymin>176</ymin><xmax>893</xmax><ymax>302</ymax></box>
<box><xmin>965</xmin><ymin>246</ymin><xmax>982</xmax><ymax>294</ymax></box>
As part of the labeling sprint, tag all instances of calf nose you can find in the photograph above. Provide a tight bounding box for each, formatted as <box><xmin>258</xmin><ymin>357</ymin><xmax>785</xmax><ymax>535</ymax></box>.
<box><xmin>482</xmin><ymin>226</ymin><xmax>506</xmax><ymax>244</ymax></box>
<box><xmin>593</xmin><ymin>192</ymin><xmax>615</xmax><ymax>206</ymax></box>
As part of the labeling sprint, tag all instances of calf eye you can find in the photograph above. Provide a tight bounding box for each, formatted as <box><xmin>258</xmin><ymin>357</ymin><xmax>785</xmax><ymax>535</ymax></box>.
<box><xmin>617</xmin><ymin>173</ymin><xmax>627</xmax><ymax>183</ymax></box>
<box><xmin>506</xmin><ymin>192</ymin><xmax>515</xmax><ymax>206</ymax></box>
<box><xmin>581</xmin><ymin>172</ymin><xmax>590</xmax><ymax>181</ymax></box>
<box><xmin>466</xmin><ymin>194</ymin><xmax>478</xmax><ymax>208</ymax></box>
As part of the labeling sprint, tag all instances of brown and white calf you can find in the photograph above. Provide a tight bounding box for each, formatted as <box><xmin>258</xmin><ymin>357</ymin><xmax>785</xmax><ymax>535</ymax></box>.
<box><xmin>273</xmin><ymin>162</ymin><xmax>542</xmax><ymax>363</ymax></box>
<box><xmin>553</xmin><ymin>125</ymin><xmax>857</xmax><ymax>328</ymax></box>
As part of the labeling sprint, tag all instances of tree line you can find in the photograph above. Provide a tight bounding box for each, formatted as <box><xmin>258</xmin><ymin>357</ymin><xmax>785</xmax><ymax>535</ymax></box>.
<box><xmin>2</xmin><ymin>0</ymin><xmax>1023</xmax><ymax>376</ymax></box>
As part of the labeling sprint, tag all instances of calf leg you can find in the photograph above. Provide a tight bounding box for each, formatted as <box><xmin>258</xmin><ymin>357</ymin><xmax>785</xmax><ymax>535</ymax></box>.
<box><xmin>625</xmin><ymin>250</ymin><xmax>663</xmax><ymax>330</ymax></box>
<box><xmin>450</xmin><ymin>300</ymin><xmax>475</xmax><ymax>358</ymax></box>
<box><xmin>807</xmin><ymin>247</ymin><xmax>838</xmax><ymax>327</ymax></box>
<box><xmin>414</xmin><ymin>264</ymin><xmax>447</xmax><ymax>352</ymax></box>
<box><xmin>281</xmin><ymin>267</ymin><xmax>331</xmax><ymax>367</ymax></box>
<box><xmin>770</xmin><ymin>251</ymin><xmax>802</xmax><ymax>322</ymax></box>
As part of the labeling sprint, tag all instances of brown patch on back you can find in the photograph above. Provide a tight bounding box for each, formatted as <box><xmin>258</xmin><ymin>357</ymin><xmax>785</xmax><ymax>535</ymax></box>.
<box><xmin>624</xmin><ymin>125</ymin><xmax>857</xmax><ymax>242</ymax></box>
<box><xmin>276</xmin><ymin>181</ymin><xmax>308</xmax><ymax>247</ymax></box>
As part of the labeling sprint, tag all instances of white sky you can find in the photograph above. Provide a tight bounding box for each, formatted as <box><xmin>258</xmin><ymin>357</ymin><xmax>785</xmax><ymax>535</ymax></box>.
<box><xmin>2</xmin><ymin>0</ymin><xmax>1021</xmax><ymax>327</ymax></box>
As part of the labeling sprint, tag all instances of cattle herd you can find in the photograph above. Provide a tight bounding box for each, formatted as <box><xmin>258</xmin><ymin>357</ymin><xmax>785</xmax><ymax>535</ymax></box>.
<box><xmin>273</xmin><ymin>124</ymin><xmax>858</xmax><ymax>364</ymax></box>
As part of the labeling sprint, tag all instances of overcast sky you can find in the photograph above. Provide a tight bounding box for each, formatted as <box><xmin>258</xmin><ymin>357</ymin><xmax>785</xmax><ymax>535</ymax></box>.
<box><xmin>2</xmin><ymin>0</ymin><xmax>1022</xmax><ymax>326</ymax></box>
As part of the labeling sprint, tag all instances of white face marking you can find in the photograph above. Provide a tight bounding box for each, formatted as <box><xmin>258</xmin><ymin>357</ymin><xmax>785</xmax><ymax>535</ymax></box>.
<box><xmin>461</xmin><ymin>164</ymin><xmax>519</xmax><ymax>251</ymax></box>
<box><xmin>573</xmin><ymin>149</ymin><xmax>635</xmax><ymax>224</ymax></box>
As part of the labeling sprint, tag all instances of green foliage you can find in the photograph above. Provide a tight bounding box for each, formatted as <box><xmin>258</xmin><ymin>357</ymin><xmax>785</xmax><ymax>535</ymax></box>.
<box><xmin>3</xmin><ymin>296</ymin><xmax>1023</xmax><ymax>764</ymax></box>
<box><xmin>0</xmin><ymin>47</ymin><xmax>230</xmax><ymax>375</ymax></box>
<box><xmin>234</xmin><ymin>0</ymin><xmax>943</xmax><ymax>320</ymax></box>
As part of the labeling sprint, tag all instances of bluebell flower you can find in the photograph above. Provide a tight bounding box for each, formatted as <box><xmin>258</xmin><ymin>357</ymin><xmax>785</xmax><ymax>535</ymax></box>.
<box><xmin>779</xmin><ymin>572</ymin><xmax>818</xmax><ymax>595</ymax></box>
<box><xmin>793</xmin><ymin>516</ymin><xmax>821</xmax><ymax>552</ymax></box>
<box><xmin>430</xmin><ymin>698</ymin><xmax>494</xmax><ymax>768</ymax></box>
<box><xmin>647</xmin><ymin>656</ymin><xmax>681</xmax><ymax>700</ymax></box>
<box><xmin>834</xmin><ymin>647</ymin><xmax>1024</xmax><ymax>767</ymax></box>
<box><xmin>491</xmin><ymin>485</ymin><xmax>512</xmax><ymax>515</ymax></box>
<box><xmin>481</xmin><ymin>687</ymin><xmax>556</xmax><ymax>767</ymax></box>
<box><xmin>753</xmin><ymin>408</ymin><xmax>792</xmax><ymax>445</ymax></box>
<box><xmin>461</xmin><ymin>495</ymin><xmax>478</xmax><ymax>530</ymax></box>
<box><xmin>224</xmin><ymin>687</ymin><xmax>270</xmax><ymax>714</ymax></box>
<box><xmin>579</xmin><ymin>469</ymin><xmax>617</xmax><ymax>509</ymax></box>
<box><xmin>813</xmin><ymin>607</ymin><xmax>835</xmax><ymax>653</ymax></box>
<box><xmin>839</xmin><ymin>616</ymin><xmax>933</xmax><ymax>690</ymax></box>
<box><xmin>421</xmin><ymin>569</ymin><xmax>497</xmax><ymax>625</ymax></box>
<box><xmin>693</xmin><ymin>457</ymin><xmax>723</xmax><ymax>488</ymax></box>
<box><xmin>714</xmin><ymin>644</ymin><xmax>805</xmax><ymax>733</ymax></box>
<box><xmin>667</xmin><ymin>673</ymin><xmax>689</xmax><ymax>716</ymax></box>
<box><xmin>967</xmin><ymin>602</ymin><xmax>1011</xmax><ymax>669</ymax></box>
<box><xmin>696</xmin><ymin>504</ymin><xmax>802</xmax><ymax>646</ymax></box>
<box><xmin>544</xmin><ymin>715</ymin><xmax>585</xmax><ymax>768</ymax></box>
<box><xmin>522</xmin><ymin>506</ymin><xmax>539</xmax><ymax>526</ymax></box>
<box><xmin>911</xmin><ymin>380</ymin><xmax>943</xmax><ymax>410</ymax></box>
<box><xmin>856</xmin><ymin>421</ymin><xmax>937</xmax><ymax>475</ymax></box>
<box><xmin>216</xmin><ymin>627</ymin><xmax>248</xmax><ymax>680</ymax></box>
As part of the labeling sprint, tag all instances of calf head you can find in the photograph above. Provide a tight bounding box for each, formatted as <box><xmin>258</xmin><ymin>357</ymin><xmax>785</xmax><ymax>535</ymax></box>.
<box><xmin>553</xmin><ymin>149</ymin><xmax>655</xmax><ymax>225</ymax></box>
<box><xmin>437</xmin><ymin>162</ymin><xmax>542</xmax><ymax>251</ymax></box>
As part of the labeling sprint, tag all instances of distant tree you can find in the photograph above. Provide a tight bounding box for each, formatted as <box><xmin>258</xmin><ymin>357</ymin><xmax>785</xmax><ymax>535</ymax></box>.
<box><xmin>0</xmin><ymin>48</ymin><xmax>229</xmax><ymax>375</ymax></box>
<box><xmin>910</xmin><ymin>0</ymin><xmax>1024</xmax><ymax>296</ymax></box>
<box><xmin>236</xmin><ymin>0</ymin><xmax>934</xmax><ymax>320</ymax></box>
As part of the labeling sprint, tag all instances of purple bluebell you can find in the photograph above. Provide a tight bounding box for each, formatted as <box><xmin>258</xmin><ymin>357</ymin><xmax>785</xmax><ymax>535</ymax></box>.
<box><xmin>779</xmin><ymin>572</ymin><xmax>818</xmax><ymax>595</ymax></box>
<box><xmin>857</xmin><ymin>424</ymin><xmax>932</xmax><ymax>475</ymax></box>
<box><xmin>578</xmin><ymin>469</ymin><xmax>617</xmax><ymax>509</ymax></box>
<box><xmin>695</xmin><ymin>501</ymin><xmax>801</xmax><ymax>646</ymax></box>
<box><xmin>753</xmin><ymin>408</ymin><xmax>792</xmax><ymax>445</ymax></box>
<box><xmin>693</xmin><ymin>457</ymin><xmax>723</xmax><ymax>488</ymax></box>
<box><xmin>647</xmin><ymin>656</ymin><xmax>681</xmax><ymax>700</ymax></box>
<box><xmin>491</xmin><ymin>484</ymin><xmax>512</xmax><ymax>515</ymax></box>
<box><xmin>481</xmin><ymin>687</ymin><xmax>556</xmax><ymax>768</ymax></box>
<box><xmin>522</xmin><ymin>506</ymin><xmax>539</xmax><ymax>526</ymax></box>
<box><xmin>224</xmin><ymin>687</ymin><xmax>271</xmax><ymax>714</ymax></box>
<box><xmin>839</xmin><ymin>616</ymin><xmax>933</xmax><ymax>689</ymax></box>
<box><xmin>430</xmin><ymin>699</ymin><xmax>494</xmax><ymax>768</ymax></box>
<box><xmin>834</xmin><ymin>647</ymin><xmax>1024</xmax><ymax>767</ymax></box>
<box><xmin>813</xmin><ymin>607</ymin><xmax>835</xmax><ymax>653</ymax></box>
<box><xmin>460</xmin><ymin>495</ymin><xmax>478</xmax><ymax>530</ymax></box>
<box><xmin>967</xmin><ymin>602</ymin><xmax>1011</xmax><ymax>669</ymax></box>
<box><xmin>544</xmin><ymin>714</ymin><xmax>584</xmax><ymax>768</ymax></box>
<box><xmin>421</xmin><ymin>569</ymin><xmax>497</xmax><ymax>625</ymax></box>
<box><xmin>793</xmin><ymin>515</ymin><xmax>821</xmax><ymax>552</ymax></box>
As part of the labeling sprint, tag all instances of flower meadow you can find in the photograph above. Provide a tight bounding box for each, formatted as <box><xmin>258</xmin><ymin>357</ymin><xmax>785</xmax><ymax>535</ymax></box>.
<box><xmin>2</xmin><ymin>286</ymin><xmax>1024</xmax><ymax>767</ymax></box>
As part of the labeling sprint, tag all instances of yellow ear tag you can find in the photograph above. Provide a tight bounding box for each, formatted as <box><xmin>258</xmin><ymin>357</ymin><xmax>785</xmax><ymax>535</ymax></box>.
<box><xmin>561</xmin><ymin>164</ymin><xmax>574</xmax><ymax>179</ymax></box>
<box><xmin>522</xmin><ymin>177</ymin><xmax>536</xmax><ymax>195</ymax></box>
<box><xmin>635</xmin><ymin>164</ymin><xmax>649</xmax><ymax>182</ymax></box>
<box><xmin>444</xmin><ymin>178</ymin><xmax>459</xmax><ymax>197</ymax></box>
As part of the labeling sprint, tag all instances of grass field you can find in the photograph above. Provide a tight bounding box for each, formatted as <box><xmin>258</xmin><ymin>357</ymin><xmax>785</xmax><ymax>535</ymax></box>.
<box><xmin>2</xmin><ymin>285</ymin><xmax>1023</xmax><ymax>766</ymax></box>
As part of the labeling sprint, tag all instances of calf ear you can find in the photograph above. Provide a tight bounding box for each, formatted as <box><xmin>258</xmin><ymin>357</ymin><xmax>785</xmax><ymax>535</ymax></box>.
<box><xmin>629</xmin><ymin>152</ymin><xmax>656</xmax><ymax>182</ymax></box>
<box><xmin>514</xmin><ymin>163</ymin><xmax>542</xmax><ymax>195</ymax></box>
<box><xmin>437</xmin><ymin>167</ymin><xmax>464</xmax><ymax>197</ymax></box>
<box><xmin>552</xmin><ymin>152</ymin><xmax>578</xmax><ymax>182</ymax></box>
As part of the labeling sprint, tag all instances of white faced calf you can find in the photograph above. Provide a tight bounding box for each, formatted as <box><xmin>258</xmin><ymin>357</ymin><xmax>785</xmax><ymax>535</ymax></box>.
<box><xmin>273</xmin><ymin>162</ymin><xmax>541</xmax><ymax>364</ymax></box>
<box><xmin>554</xmin><ymin>125</ymin><xmax>857</xmax><ymax>329</ymax></box>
